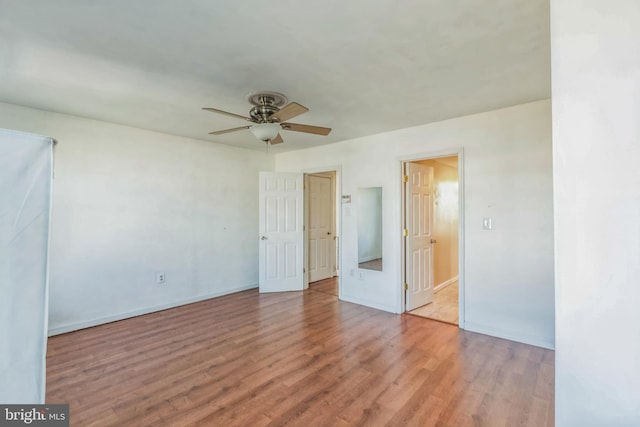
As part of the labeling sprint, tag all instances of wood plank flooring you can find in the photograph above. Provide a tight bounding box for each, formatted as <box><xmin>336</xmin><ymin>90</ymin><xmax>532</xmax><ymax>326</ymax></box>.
<box><xmin>46</xmin><ymin>282</ymin><xmax>554</xmax><ymax>426</ymax></box>
<box><xmin>308</xmin><ymin>277</ymin><xmax>338</xmax><ymax>296</ymax></box>
<box><xmin>408</xmin><ymin>282</ymin><xmax>459</xmax><ymax>325</ymax></box>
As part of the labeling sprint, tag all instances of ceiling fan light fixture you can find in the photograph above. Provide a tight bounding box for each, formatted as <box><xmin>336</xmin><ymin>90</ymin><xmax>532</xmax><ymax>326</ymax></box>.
<box><xmin>204</xmin><ymin>92</ymin><xmax>332</xmax><ymax>145</ymax></box>
<box><xmin>249</xmin><ymin>123</ymin><xmax>281</xmax><ymax>142</ymax></box>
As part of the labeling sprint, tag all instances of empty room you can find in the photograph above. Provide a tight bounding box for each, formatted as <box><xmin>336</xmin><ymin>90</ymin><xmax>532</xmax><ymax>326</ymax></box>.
<box><xmin>1</xmin><ymin>1</ymin><xmax>639</xmax><ymax>426</ymax></box>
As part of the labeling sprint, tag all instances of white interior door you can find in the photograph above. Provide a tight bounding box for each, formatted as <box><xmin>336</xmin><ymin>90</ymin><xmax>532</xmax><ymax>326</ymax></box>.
<box><xmin>405</xmin><ymin>162</ymin><xmax>435</xmax><ymax>310</ymax></box>
<box><xmin>308</xmin><ymin>174</ymin><xmax>333</xmax><ymax>282</ymax></box>
<box><xmin>259</xmin><ymin>172</ymin><xmax>304</xmax><ymax>292</ymax></box>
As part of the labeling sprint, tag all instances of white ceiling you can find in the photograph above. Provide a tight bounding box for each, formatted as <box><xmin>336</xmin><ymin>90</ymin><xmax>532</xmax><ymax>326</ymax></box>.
<box><xmin>0</xmin><ymin>0</ymin><xmax>550</xmax><ymax>153</ymax></box>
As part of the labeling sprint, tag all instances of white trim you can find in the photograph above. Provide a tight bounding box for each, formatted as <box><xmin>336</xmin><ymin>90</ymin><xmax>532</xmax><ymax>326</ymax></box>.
<box><xmin>464</xmin><ymin>321</ymin><xmax>555</xmax><ymax>350</ymax></box>
<box><xmin>434</xmin><ymin>275</ymin><xmax>459</xmax><ymax>292</ymax></box>
<box><xmin>457</xmin><ymin>151</ymin><xmax>466</xmax><ymax>329</ymax></box>
<box><xmin>305</xmin><ymin>171</ymin><xmax>337</xmax><ymax>284</ymax></box>
<box><xmin>301</xmin><ymin>165</ymin><xmax>342</xmax><ymax>298</ymax></box>
<box><xmin>397</xmin><ymin>148</ymin><xmax>465</xmax><ymax>329</ymax></box>
<box><xmin>48</xmin><ymin>283</ymin><xmax>257</xmax><ymax>336</ymax></box>
<box><xmin>303</xmin><ymin>174</ymin><xmax>310</xmax><ymax>289</ymax></box>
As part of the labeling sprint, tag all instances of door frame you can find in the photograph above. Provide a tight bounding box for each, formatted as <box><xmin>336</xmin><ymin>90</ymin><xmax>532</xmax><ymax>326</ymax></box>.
<box><xmin>398</xmin><ymin>149</ymin><xmax>465</xmax><ymax>328</ymax></box>
<box><xmin>305</xmin><ymin>172</ymin><xmax>337</xmax><ymax>284</ymax></box>
<box><xmin>302</xmin><ymin>165</ymin><xmax>342</xmax><ymax>297</ymax></box>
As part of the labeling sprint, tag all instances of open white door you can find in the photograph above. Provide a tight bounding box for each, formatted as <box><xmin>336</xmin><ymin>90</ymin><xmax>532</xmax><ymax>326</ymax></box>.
<box><xmin>405</xmin><ymin>162</ymin><xmax>435</xmax><ymax>310</ymax></box>
<box><xmin>259</xmin><ymin>172</ymin><xmax>304</xmax><ymax>293</ymax></box>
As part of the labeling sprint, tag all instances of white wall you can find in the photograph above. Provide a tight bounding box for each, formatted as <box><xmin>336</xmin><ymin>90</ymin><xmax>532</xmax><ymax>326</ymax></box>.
<box><xmin>0</xmin><ymin>102</ymin><xmax>273</xmax><ymax>334</ymax></box>
<box><xmin>276</xmin><ymin>100</ymin><xmax>555</xmax><ymax>348</ymax></box>
<box><xmin>551</xmin><ymin>0</ymin><xmax>640</xmax><ymax>424</ymax></box>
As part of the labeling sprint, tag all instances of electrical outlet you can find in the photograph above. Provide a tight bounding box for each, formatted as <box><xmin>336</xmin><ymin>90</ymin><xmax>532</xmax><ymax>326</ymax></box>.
<box><xmin>157</xmin><ymin>272</ymin><xmax>166</xmax><ymax>284</ymax></box>
<box><xmin>358</xmin><ymin>271</ymin><xmax>365</xmax><ymax>280</ymax></box>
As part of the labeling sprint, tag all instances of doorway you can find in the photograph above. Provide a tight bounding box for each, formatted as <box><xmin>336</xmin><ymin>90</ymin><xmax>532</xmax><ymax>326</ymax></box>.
<box><xmin>258</xmin><ymin>169</ymin><xmax>340</xmax><ymax>295</ymax></box>
<box><xmin>402</xmin><ymin>154</ymin><xmax>461</xmax><ymax>325</ymax></box>
<box><xmin>305</xmin><ymin>170</ymin><xmax>339</xmax><ymax>296</ymax></box>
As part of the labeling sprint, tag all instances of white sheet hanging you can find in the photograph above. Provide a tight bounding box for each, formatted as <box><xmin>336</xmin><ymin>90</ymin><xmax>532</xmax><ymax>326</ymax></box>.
<box><xmin>0</xmin><ymin>128</ymin><xmax>53</xmax><ymax>403</ymax></box>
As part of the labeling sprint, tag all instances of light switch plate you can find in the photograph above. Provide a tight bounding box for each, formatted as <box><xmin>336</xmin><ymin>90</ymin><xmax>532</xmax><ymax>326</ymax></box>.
<box><xmin>483</xmin><ymin>217</ymin><xmax>493</xmax><ymax>230</ymax></box>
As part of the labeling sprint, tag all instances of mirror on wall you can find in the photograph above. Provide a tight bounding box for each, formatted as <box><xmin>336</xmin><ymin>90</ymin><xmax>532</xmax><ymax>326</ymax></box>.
<box><xmin>357</xmin><ymin>187</ymin><xmax>383</xmax><ymax>271</ymax></box>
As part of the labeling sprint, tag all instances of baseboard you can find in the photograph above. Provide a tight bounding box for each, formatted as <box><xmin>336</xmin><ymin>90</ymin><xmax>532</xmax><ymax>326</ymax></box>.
<box><xmin>48</xmin><ymin>283</ymin><xmax>258</xmax><ymax>336</ymax></box>
<box><xmin>434</xmin><ymin>275</ymin><xmax>459</xmax><ymax>293</ymax></box>
<box><xmin>463</xmin><ymin>320</ymin><xmax>555</xmax><ymax>350</ymax></box>
<box><xmin>339</xmin><ymin>293</ymin><xmax>397</xmax><ymax>314</ymax></box>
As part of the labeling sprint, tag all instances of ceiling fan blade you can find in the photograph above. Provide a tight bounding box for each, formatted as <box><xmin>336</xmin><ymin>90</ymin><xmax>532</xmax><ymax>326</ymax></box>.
<box><xmin>208</xmin><ymin>125</ymin><xmax>251</xmax><ymax>135</ymax></box>
<box><xmin>269</xmin><ymin>102</ymin><xmax>309</xmax><ymax>122</ymax></box>
<box><xmin>281</xmin><ymin>122</ymin><xmax>332</xmax><ymax>136</ymax></box>
<box><xmin>270</xmin><ymin>133</ymin><xmax>284</xmax><ymax>145</ymax></box>
<box><xmin>202</xmin><ymin>107</ymin><xmax>252</xmax><ymax>121</ymax></box>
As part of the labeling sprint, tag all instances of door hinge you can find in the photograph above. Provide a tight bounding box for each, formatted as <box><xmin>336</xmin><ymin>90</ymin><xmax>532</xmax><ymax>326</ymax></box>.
<box><xmin>404</xmin><ymin>282</ymin><xmax>408</xmax><ymax>291</ymax></box>
<box><xmin>403</xmin><ymin>175</ymin><xmax>408</xmax><ymax>183</ymax></box>
<box><xmin>403</xmin><ymin>228</ymin><xmax>408</xmax><ymax>237</ymax></box>
<box><xmin>303</xmin><ymin>267</ymin><xmax>306</xmax><ymax>273</ymax></box>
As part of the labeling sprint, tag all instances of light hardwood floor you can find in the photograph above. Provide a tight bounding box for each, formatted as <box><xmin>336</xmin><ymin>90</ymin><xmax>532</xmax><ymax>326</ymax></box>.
<box><xmin>408</xmin><ymin>282</ymin><xmax>459</xmax><ymax>325</ymax></box>
<box><xmin>308</xmin><ymin>277</ymin><xmax>339</xmax><ymax>296</ymax></box>
<box><xmin>46</xmin><ymin>281</ymin><xmax>554</xmax><ymax>426</ymax></box>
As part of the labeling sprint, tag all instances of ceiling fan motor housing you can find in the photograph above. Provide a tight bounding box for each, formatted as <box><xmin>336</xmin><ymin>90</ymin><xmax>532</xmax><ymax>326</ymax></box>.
<box><xmin>250</xmin><ymin>104</ymin><xmax>279</xmax><ymax>123</ymax></box>
<box><xmin>247</xmin><ymin>92</ymin><xmax>288</xmax><ymax>123</ymax></box>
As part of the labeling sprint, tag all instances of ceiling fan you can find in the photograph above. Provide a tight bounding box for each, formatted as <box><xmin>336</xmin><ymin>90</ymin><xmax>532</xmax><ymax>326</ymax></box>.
<box><xmin>203</xmin><ymin>91</ymin><xmax>331</xmax><ymax>145</ymax></box>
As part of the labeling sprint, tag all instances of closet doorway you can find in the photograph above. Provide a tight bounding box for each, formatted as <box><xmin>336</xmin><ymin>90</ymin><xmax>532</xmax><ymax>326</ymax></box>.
<box><xmin>305</xmin><ymin>170</ymin><xmax>339</xmax><ymax>295</ymax></box>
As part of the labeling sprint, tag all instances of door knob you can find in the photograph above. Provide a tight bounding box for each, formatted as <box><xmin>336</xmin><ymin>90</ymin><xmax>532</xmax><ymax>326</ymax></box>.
<box><xmin>430</xmin><ymin>239</ymin><xmax>437</xmax><ymax>244</ymax></box>
<box><xmin>261</xmin><ymin>236</ymin><xmax>268</xmax><ymax>240</ymax></box>
<box><xmin>327</xmin><ymin>232</ymin><xmax>331</xmax><ymax>235</ymax></box>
